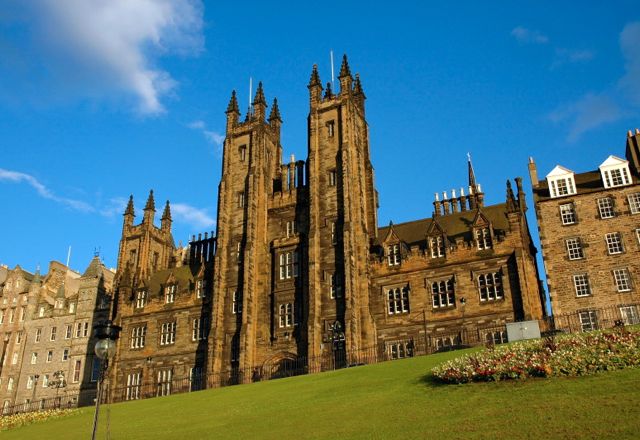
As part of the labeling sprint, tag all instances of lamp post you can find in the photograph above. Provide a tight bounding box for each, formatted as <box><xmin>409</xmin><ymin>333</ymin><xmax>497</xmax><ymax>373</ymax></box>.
<box><xmin>91</xmin><ymin>320</ymin><xmax>121</xmax><ymax>440</ymax></box>
<box><xmin>331</xmin><ymin>321</ymin><xmax>346</xmax><ymax>369</ymax></box>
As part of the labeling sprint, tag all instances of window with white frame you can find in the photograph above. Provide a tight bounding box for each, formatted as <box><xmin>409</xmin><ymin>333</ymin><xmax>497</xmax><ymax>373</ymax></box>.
<box><xmin>0</xmin><ymin>310</ymin><xmax>4</xmax><ymax>324</ymax></box>
<box><xmin>546</xmin><ymin>166</ymin><xmax>577</xmax><ymax>198</ymax></box>
<box><xmin>429</xmin><ymin>236</ymin><xmax>445</xmax><ymax>258</ymax></box>
<box><xmin>47</xmin><ymin>350</ymin><xmax>53</xmax><ymax>362</ymax></box>
<box><xmin>579</xmin><ymin>310</ymin><xmax>598</xmax><ymax>332</ymax></box>
<box><xmin>327</xmin><ymin>120</ymin><xmax>335</xmax><ymax>137</ymax></box>
<box><xmin>11</xmin><ymin>352</ymin><xmax>18</xmax><ymax>365</ymax></box>
<box><xmin>279</xmin><ymin>251</ymin><xmax>299</xmax><ymax>280</ymax></box>
<box><xmin>573</xmin><ymin>274</ymin><xmax>591</xmax><ymax>297</ymax></box>
<box><xmin>83</xmin><ymin>322</ymin><xmax>89</xmax><ymax>338</ymax></box>
<box><xmin>431</xmin><ymin>278</ymin><xmax>455</xmax><ymax>308</ymax></box>
<box><xmin>68</xmin><ymin>302</ymin><xmax>75</xmax><ymax>314</ymax></box>
<box><xmin>38</xmin><ymin>306</ymin><xmax>45</xmax><ymax>317</ymax></box>
<box><xmin>31</xmin><ymin>352</ymin><xmax>38</xmax><ymax>364</ymax></box>
<box><xmin>605</xmin><ymin>232</ymin><xmax>623</xmax><ymax>254</ymax></box>
<box><xmin>160</xmin><ymin>322</ymin><xmax>176</xmax><ymax>345</ymax></box>
<box><xmin>165</xmin><ymin>284</ymin><xmax>176</xmax><ymax>304</ymax></box>
<box><xmin>157</xmin><ymin>369</ymin><xmax>172</xmax><ymax>397</ymax></box>
<box><xmin>478</xmin><ymin>272</ymin><xmax>503</xmax><ymax>302</ymax></box>
<box><xmin>387</xmin><ymin>286</ymin><xmax>410</xmax><ymax>315</ymax></box>
<box><xmin>597</xmin><ymin>197</ymin><xmax>615</xmax><ymax>219</ymax></box>
<box><xmin>620</xmin><ymin>305</ymin><xmax>640</xmax><ymax>325</ymax></box>
<box><xmin>387</xmin><ymin>340</ymin><xmax>414</xmax><ymax>360</ymax></box>
<box><xmin>16</xmin><ymin>331</ymin><xmax>22</xmax><ymax>344</ymax></box>
<box><xmin>73</xmin><ymin>360</ymin><xmax>81</xmax><ymax>382</ymax></box>
<box><xmin>239</xmin><ymin>145</ymin><xmax>247</xmax><ymax>162</ymax></box>
<box><xmin>559</xmin><ymin>203</ymin><xmax>577</xmax><ymax>225</ymax></box>
<box><xmin>330</xmin><ymin>221</ymin><xmax>337</xmax><ymax>245</ymax></box>
<box><xmin>328</xmin><ymin>169</ymin><xmax>337</xmax><ymax>187</ymax></box>
<box><xmin>475</xmin><ymin>228</ymin><xmax>492</xmax><ymax>250</ymax></box>
<box><xmin>599</xmin><ymin>156</ymin><xmax>632</xmax><ymax>188</ymax></box>
<box><xmin>278</xmin><ymin>303</ymin><xmax>293</xmax><ymax>328</ymax></box>
<box><xmin>192</xmin><ymin>317</ymin><xmax>208</xmax><ymax>341</ymax></box>
<box><xmin>232</xmin><ymin>290</ymin><xmax>242</xmax><ymax>314</ymax></box>
<box><xmin>286</xmin><ymin>220</ymin><xmax>297</xmax><ymax>237</ymax></box>
<box><xmin>613</xmin><ymin>268</ymin><xmax>632</xmax><ymax>292</ymax></box>
<box><xmin>50</xmin><ymin>327</ymin><xmax>57</xmax><ymax>341</ymax></box>
<box><xmin>19</xmin><ymin>307</ymin><xmax>25</xmax><ymax>322</ymax></box>
<box><xmin>130</xmin><ymin>325</ymin><xmax>147</xmax><ymax>349</ymax></box>
<box><xmin>7</xmin><ymin>378</ymin><xmax>14</xmax><ymax>391</ymax></box>
<box><xmin>628</xmin><ymin>193</ymin><xmax>640</xmax><ymax>214</ymax></box>
<box><xmin>135</xmin><ymin>290</ymin><xmax>147</xmax><ymax>308</ymax></box>
<box><xmin>387</xmin><ymin>244</ymin><xmax>401</xmax><ymax>266</ymax></box>
<box><xmin>8</xmin><ymin>309</ymin><xmax>14</xmax><ymax>323</ymax></box>
<box><xmin>42</xmin><ymin>374</ymin><xmax>49</xmax><ymax>388</ymax></box>
<box><xmin>486</xmin><ymin>331</ymin><xmax>508</xmax><ymax>344</ymax></box>
<box><xmin>26</xmin><ymin>376</ymin><xmax>34</xmax><ymax>389</ymax></box>
<box><xmin>62</xmin><ymin>348</ymin><xmax>70</xmax><ymax>361</ymax></box>
<box><xmin>75</xmin><ymin>322</ymin><xmax>82</xmax><ymax>338</ymax></box>
<box><xmin>434</xmin><ymin>336</ymin><xmax>456</xmax><ymax>350</ymax></box>
<box><xmin>65</xmin><ymin>325</ymin><xmax>72</xmax><ymax>339</ymax></box>
<box><xmin>196</xmin><ymin>280</ymin><xmax>206</xmax><ymax>299</ymax></box>
<box><xmin>35</xmin><ymin>328</ymin><xmax>42</xmax><ymax>343</ymax></box>
<box><xmin>237</xmin><ymin>191</ymin><xmax>245</xmax><ymax>208</ymax></box>
<box><xmin>565</xmin><ymin>238</ymin><xmax>584</xmax><ymax>260</ymax></box>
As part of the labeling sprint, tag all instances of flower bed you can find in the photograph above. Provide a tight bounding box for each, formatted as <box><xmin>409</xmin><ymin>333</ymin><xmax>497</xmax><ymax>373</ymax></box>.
<box><xmin>431</xmin><ymin>328</ymin><xmax>640</xmax><ymax>384</ymax></box>
<box><xmin>0</xmin><ymin>408</ymin><xmax>78</xmax><ymax>431</ymax></box>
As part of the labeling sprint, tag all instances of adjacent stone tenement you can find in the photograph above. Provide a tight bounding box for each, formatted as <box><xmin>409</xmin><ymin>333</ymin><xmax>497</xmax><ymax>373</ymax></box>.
<box><xmin>110</xmin><ymin>55</ymin><xmax>546</xmax><ymax>395</ymax></box>
<box><xmin>529</xmin><ymin>130</ymin><xmax>640</xmax><ymax>328</ymax></box>
<box><xmin>0</xmin><ymin>258</ymin><xmax>113</xmax><ymax>411</ymax></box>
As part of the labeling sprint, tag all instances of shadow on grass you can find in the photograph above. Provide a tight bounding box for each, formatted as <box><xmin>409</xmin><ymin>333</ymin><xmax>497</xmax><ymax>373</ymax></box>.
<box><xmin>419</xmin><ymin>373</ymin><xmax>450</xmax><ymax>388</ymax></box>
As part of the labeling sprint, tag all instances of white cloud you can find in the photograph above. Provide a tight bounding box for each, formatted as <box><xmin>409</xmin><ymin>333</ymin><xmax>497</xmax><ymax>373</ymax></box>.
<box><xmin>551</xmin><ymin>48</ymin><xmax>595</xmax><ymax>69</ymax></box>
<box><xmin>15</xmin><ymin>0</ymin><xmax>204</xmax><ymax>114</ymax></box>
<box><xmin>171</xmin><ymin>203</ymin><xmax>215</xmax><ymax>229</ymax></box>
<box><xmin>0</xmin><ymin>168</ymin><xmax>94</xmax><ymax>212</ymax></box>
<box><xmin>99</xmin><ymin>197</ymin><xmax>129</xmax><ymax>218</ymax></box>
<box><xmin>511</xmin><ymin>26</ymin><xmax>549</xmax><ymax>44</ymax></box>
<box><xmin>547</xmin><ymin>21</ymin><xmax>640</xmax><ymax>141</ymax></box>
<box><xmin>188</xmin><ymin>120</ymin><xmax>225</xmax><ymax>149</ymax></box>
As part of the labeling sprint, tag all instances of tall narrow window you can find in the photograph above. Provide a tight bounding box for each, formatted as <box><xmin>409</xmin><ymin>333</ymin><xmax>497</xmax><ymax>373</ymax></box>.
<box><xmin>192</xmin><ymin>317</ymin><xmax>208</xmax><ymax>341</ymax></box>
<box><xmin>237</xmin><ymin>191</ymin><xmax>245</xmax><ymax>208</ymax></box>
<box><xmin>327</xmin><ymin>121</ymin><xmax>335</xmax><ymax>137</ymax></box>
<box><xmin>387</xmin><ymin>244</ymin><xmax>401</xmax><ymax>266</ymax></box>
<box><xmin>286</xmin><ymin>220</ymin><xmax>297</xmax><ymax>238</ymax></box>
<box><xmin>597</xmin><ymin>197</ymin><xmax>615</xmax><ymax>219</ymax></box>
<box><xmin>565</xmin><ymin>238</ymin><xmax>584</xmax><ymax>260</ymax></box>
<box><xmin>329</xmin><ymin>273</ymin><xmax>342</xmax><ymax>299</ymax></box>
<box><xmin>165</xmin><ymin>284</ymin><xmax>176</xmax><ymax>304</ymax></box>
<box><xmin>136</xmin><ymin>290</ymin><xmax>147</xmax><ymax>308</ymax></box>
<box><xmin>431</xmin><ymin>278</ymin><xmax>455</xmax><ymax>308</ymax></box>
<box><xmin>613</xmin><ymin>268</ymin><xmax>632</xmax><ymax>292</ymax></box>
<box><xmin>73</xmin><ymin>360</ymin><xmax>81</xmax><ymax>382</ymax></box>
<box><xmin>573</xmin><ymin>274</ymin><xmax>590</xmax><ymax>297</ymax></box>
<box><xmin>82</xmin><ymin>322</ymin><xmax>89</xmax><ymax>338</ymax></box>
<box><xmin>35</xmin><ymin>328</ymin><xmax>42</xmax><ymax>343</ymax></box>
<box><xmin>232</xmin><ymin>291</ymin><xmax>242</xmax><ymax>314</ymax></box>
<box><xmin>152</xmin><ymin>252</ymin><xmax>159</xmax><ymax>271</ymax></box>
<box><xmin>475</xmin><ymin>228</ymin><xmax>492</xmax><ymax>250</ymax></box>
<box><xmin>331</xmin><ymin>221</ymin><xmax>337</xmax><ymax>245</ymax></box>
<box><xmin>478</xmin><ymin>272</ymin><xmax>503</xmax><ymax>301</ymax></box>
<box><xmin>50</xmin><ymin>327</ymin><xmax>57</xmax><ymax>342</ymax></box>
<box><xmin>278</xmin><ymin>251</ymin><xmax>298</xmax><ymax>280</ymax></box>
<box><xmin>157</xmin><ymin>370</ymin><xmax>172</xmax><ymax>397</ymax></box>
<box><xmin>239</xmin><ymin>145</ymin><xmax>247</xmax><ymax>162</ymax></box>
<box><xmin>329</xmin><ymin>170</ymin><xmax>337</xmax><ymax>187</ymax></box>
<box><xmin>19</xmin><ymin>307</ymin><xmax>25</xmax><ymax>322</ymax></box>
<box><xmin>559</xmin><ymin>203</ymin><xmax>577</xmax><ymax>225</ymax></box>
<box><xmin>65</xmin><ymin>325</ymin><xmax>72</xmax><ymax>339</ymax></box>
<box><xmin>196</xmin><ymin>280</ymin><xmax>206</xmax><ymax>299</ymax></box>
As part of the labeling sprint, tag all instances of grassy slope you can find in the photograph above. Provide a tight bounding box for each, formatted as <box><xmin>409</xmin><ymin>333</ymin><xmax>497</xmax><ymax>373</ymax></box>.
<box><xmin>5</xmin><ymin>350</ymin><xmax>640</xmax><ymax>439</ymax></box>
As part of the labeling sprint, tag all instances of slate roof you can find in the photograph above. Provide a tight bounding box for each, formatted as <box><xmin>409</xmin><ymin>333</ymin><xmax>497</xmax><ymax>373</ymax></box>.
<box><xmin>376</xmin><ymin>203</ymin><xmax>510</xmax><ymax>246</ymax></box>
<box><xmin>146</xmin><ymin>265</ymin><xmax>201</xmax><ymax>295</ymax></box>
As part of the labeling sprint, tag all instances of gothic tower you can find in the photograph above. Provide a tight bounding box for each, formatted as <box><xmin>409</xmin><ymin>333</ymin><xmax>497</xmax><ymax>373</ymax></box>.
<box><xmin>306</xmin><ymin>55</ymin><xmax>378</xmax><ymax>360</ymax></box>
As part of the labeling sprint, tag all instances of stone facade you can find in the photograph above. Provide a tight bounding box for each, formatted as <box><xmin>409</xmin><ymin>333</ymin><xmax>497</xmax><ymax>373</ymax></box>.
<box><xmin>529</xmin><ymin>130</ymin><xmax>640</xmax><ymax>328</ymax></box>
<box><xmin>110</xmin><ymin>55</ymin><xmax>546</xmax><ymax>393</ymax></box>
<box><xmin>0</xmin><ymin>258</ymin><xmax>113</xmax><ymax>411</ymax></box>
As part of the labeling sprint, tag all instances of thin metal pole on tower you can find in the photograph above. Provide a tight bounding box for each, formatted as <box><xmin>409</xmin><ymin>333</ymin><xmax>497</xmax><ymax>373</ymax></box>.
<box><xmin>66</xmin><ymin>246</ymin><xmax>72</xmax><ymax>269</ymax></box>
<box><xmin>330</xmin><ymin>50</ymin><xmax>335</xmax><ymax>88</ymax></box>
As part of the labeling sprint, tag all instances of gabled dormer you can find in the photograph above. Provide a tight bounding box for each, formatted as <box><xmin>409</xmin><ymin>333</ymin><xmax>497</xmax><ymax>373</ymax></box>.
<box><xmin>546</xmin><ymin>165</ymin><xmax>577</xmax><ymax>198</ymax></box>
<box><xmin>382</xmin><ymin>223</ymin><xmax>405</xmax><ymax>267</ymax></box>
<box><xmin>426</xmin><ymin>219</ymin><xmax>447</xmax><ymax>258</ymax></box>
<box><xmin>163</xmin><ymin>272</ymin><xmax>177</xmax><ymax>304</ymax></box>
<box><xmin>599</xmin><ymin>155</ymin><xmax>632</xmax><ymax>188</ymax></box>
<box><xmin>471</xmin><ymin>209</ymin><xmax>494</xmax><ymax>250</ymax></box>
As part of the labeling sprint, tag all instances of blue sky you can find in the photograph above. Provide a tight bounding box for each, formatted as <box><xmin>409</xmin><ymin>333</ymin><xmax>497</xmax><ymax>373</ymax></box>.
<box><xmin>0</xmin><ymin>1</ymin><xmax>639</xmax><ymax>277</ymax></box>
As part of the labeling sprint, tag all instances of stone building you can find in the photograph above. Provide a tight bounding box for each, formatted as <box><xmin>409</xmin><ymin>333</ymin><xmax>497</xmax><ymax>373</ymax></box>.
<box><xmin>529</xmin><ymin>130</ymin><xmax>640</xmax><ymax>330</ymax></box>
<box><xmin>111</xmin><ymin>55</ymin><xmax>545</xmax><ymax>394</ymax></box>
<box><xmin>0</xmin><ymin>258</ymin><xmax>113</xmax><ymax>412</ymax></box>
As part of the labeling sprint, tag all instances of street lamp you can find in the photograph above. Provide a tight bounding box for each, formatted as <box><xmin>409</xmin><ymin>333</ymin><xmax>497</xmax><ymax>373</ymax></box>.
<box><xmin>331</xmin><ymin>321</ymin><xmax>346</xmax><ymax>369</ymax></box>
<box><xmin>91</xmin><ymin>320</ymin><xmax>121</xmax><ymax>440</ymax></box>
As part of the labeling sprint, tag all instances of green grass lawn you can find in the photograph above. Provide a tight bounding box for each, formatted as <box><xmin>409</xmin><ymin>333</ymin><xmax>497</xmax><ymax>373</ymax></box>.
<box><xmin>5</xmin><ymin>349</ymin><xmax>640</xmax><ymax>439</ymax></box>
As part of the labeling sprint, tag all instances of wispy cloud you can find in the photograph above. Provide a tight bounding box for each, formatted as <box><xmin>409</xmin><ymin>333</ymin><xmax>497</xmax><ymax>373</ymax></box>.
<box><xmin>188</xmin><ymin>120</ymin><xmax>225</xmax><ymax>150</ymax></box>
<box><xmin>551</xmin><ymin>48</ymin><xmax>595</xmax><ymax>69</ymax></box>
<box><xmin>547</xmin><ymin>21</ymin><xmax>640</xmax><ymax>141</ymax></box>
<box><xmin>4</xmin><ymin>0</ymin><xmax>204</xmax><ymax>114</ymax></box>
<box><xmin>0</xmin><ymin>168</ymin><xmax>94</xmax><ymax>212</ymax></box>
<box><xmin>171</xmin><ymin>203</ymin><xmax>215</xmax><ymax>229</ymax></box>
<box><xmin>511</xmin><ymin>26</ymin><xmax>549</xmax><ymax>44</ymax></box>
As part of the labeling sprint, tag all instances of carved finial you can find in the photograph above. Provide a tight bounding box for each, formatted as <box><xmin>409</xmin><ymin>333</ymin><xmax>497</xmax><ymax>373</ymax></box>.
<box><xmin>124</xmin><ymin>195</ymin><xmax>134</xmax><ymax>216</ymax></box>
<box><xmin>308</xmin><ymin>64</ymin><xmax>322</xmax><ymax>88</ymax></box>
<box><xmin>268</xmin><ymin>98</ymin><xmax>281</xmax><ymax>122</ymax></box>
<box><xmin>226</xmin><ymin>90</ymin><xmax>239</xmax><ymax>114</ymax></box>
<box><xmin>162</xmin><ymin>200</ymin><xmax>171</xmax><ymax>221</ymax></box>
<box><xmin>324</xmin><ymin>81</ymin><xmax>333</xmax><ymax>99</ymax></box>
<box><xmin>144</xmin><ymin>190</ymin><xmax>155</xmax><ymax>211</ymax></box>
<box><xmin>338</xmin><ymin>54</ymin><xmax>352</xmax><ymax>79</ymax></box>
<box><xmin>253</xmin><ymin>81</ymin><xmax>266</xmax><ymax>106</ymax></box>
<box><xmin>353</xmin><ymin>73</ymin><xmax>364</xmax><ymax>95</ymax></box>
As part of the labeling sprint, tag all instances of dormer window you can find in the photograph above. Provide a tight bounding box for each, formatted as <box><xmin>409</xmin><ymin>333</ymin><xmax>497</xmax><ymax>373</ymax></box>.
<box><xmin>165</xmin><ymin>284</ymin><xmax>176</xmax><ymax>304</ymax></box>
<box><xmin>599</xmin><ymin>156</ymin><xmax>631</xmax><ymax>188</ymax></box>
<box><xmin>69</xmin><ymin>302</ymin><xmax>76</xmax><ymax>314</ymax></box>
<box><xmin>38</xmin><ymin>306</ymin><xmax>45</xmax><ymax>317</ymax></box>
<box><xmin>429</xmin><ymin>236</ymin><xmax>445</xmax><ymax>258</ymax></box>
<box><xmin>55</xmin><ymin>300</ymin><xmax>63</xmax><ymax>309</ymax></box>
<box><xmin>546</xmin><ymin>165</ymin><xmax>577</xmax><ymax>198</ymax></box>
<box><xmin>475</xmin><ymin>228</ymin><xmax>492</xmax><ymax>250</ymax></box>
<box><xmin>387</xmin><ymin>244</ymin><xmax>401</xmax><ymax>266</ymax></box>
<box><xmin>135</xmin><ymin>290</ymin><xmax>147</xmax><ymax>308</ymax></box>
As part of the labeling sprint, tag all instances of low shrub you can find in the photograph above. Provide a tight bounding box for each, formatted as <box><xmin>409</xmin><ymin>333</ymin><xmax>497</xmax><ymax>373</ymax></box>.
<box><xmin>431</xmin><ymin>328</ymin><xmax>640</xmax><ymax>384</ymax></box>
<box><xmin>0</xmin><ymin>408</ymin><xmax>78</xmax><ymax>431</ymax></box>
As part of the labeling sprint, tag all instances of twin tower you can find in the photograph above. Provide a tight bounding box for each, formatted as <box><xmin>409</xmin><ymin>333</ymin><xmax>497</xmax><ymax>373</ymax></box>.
<box><xmin>113</xmin><ymin>55</ymin><xmax>381</xmax><ymax>382</ymax></box>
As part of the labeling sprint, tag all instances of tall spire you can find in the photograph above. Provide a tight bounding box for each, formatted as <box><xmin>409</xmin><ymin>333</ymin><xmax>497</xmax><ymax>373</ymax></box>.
<box><xmin>268</xmin><ymin>97</ymin><xmax>281</xmax><ymax>123</ymax></box>
<box><xmin>253</xmin><ymin>81</ymin><xmax>266</xmax><ymax>106</ymax></box>
<box><xmin>506</xmin><ymin>180</ymin><xmax>517</xmax><ymax>213</ymax></box>
<box><xmin>162</xmin><ymin>200</ymin><xmax>171</xmax><ymax>221</ymax></box>
<box><xmin>338</xmin><ymin>54</ymin><xmax>351</xmax><ymax>78</ymax></box>
<box><xmin>144</xmin><ymin>190</ymin><xmax>155</xmax><ymax>212</ymax></box>
<box><xmin>308</xmin><ymin>64</ymin><xmax>321</xmax><ymax>88</ymax></box>
<box><xmin>226</xmin><ymin>90</ymin><xmax>239</xmax><ymax>114</ymax></box>
<box><xmin>468</xmin><ymin>153</ymin><xmax>478</xmax><ymax>191</ymax></box>
<box><xmin>124</xmin><ymin>195</ymin><xmax>134</xmax><ymax>216</ymax></box>
<box><xmin>252</xmin><ymin>81</ymin><xmax>267</xmax><ymax>120</ymax></box>
<box><xmin>353</xmin><ymin>73</ymin><xmax>364</xmax><ymax>96</ymax></box>
<box><xmin>123</xmin><ymin>194</ymin><xmax>135</xmax><ymax>228</ymax></box>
